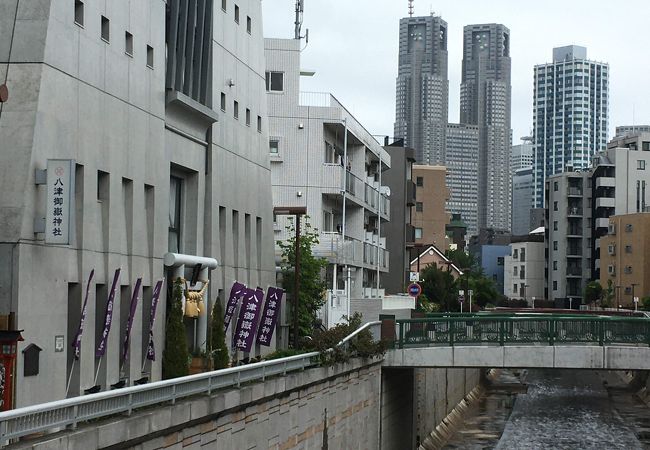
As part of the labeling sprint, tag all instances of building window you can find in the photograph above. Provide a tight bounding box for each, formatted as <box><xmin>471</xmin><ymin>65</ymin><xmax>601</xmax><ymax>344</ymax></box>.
<box><xmin>416</xmin><ymin>176</ymin><xmax>423</xmax><ymax>187</ymax></box>
<box><xmin>234</xmin><ymin>4</ymin><xmax>240</xmax><ymax>23</ymax></box>
<box><xmin>233</xmin><ymin>101</ymin><xmax>239</xmax><ymax>119</ymax></box>
<box><xmin>513</xmin><ymin>249</ymin><xmax>518</xmax><ymax>259</ymax></box>
<box><xmin>643</xmin><ymin>141</ymin><xmax>650</xmax><ymax>151</ymax></box>
<box><xmin>169</xmin><ymin>176</ymin><xmax>183</xmax><ymax>253</ymax></box>
<box><xmin>220</xmin><ymin>93</ymin><xmax>226</xmax><ymax>111</ymax></box>
<box><xmin>638</xmin><ymin>160</ymin><xmax>646</xmax><ymax>170</ymax></box>
<box><xmin>101</xmin><ymin>16</ymin><xmax>110</xmax><ymax>42</ymax></box>
<box><xmin>497</xmin><ymin>257</ymin><xmax>504</xmax><ymax>266</ymax></box>
<box><xmin>146</xmin><ymin>45</ymin><xmax>154</xmax><ymax>68</ymax></box>
<box><xmin>257</xmin><ymin>115</ymin><xmax>262</xmax><ymax>133</ymax></box>
<box><xmin>553</xmin><ymin>281</ymin><xmax>557</xmax><ymax>291</ymax></box>
<box><xmin>414</xmin><ymin>228</ymin><xmax>423</xmax><ymax>239</ymax></box>
<box><xmin>269</xmin><ymin>140</ymin><xmax>279</xmax><ymax>154</ymax></box>
<box><xmin>221</xmin><ymin>0</ymin><xmax>227</xmax><ymax>11</ymax></box>
<box><xmin>553</xmin><ymin>241</ymin><xmax>558</xmax><ymax>251</ymax></box>
<box><xmin>247</xmin><ymin>16</ymin><xmax>252</xmax><ymax>34</ymax></box>
<box><xmin>554</xmin><ymin>181</ymin><xmax>558</xmax><ymax>191</ymax></box>
<box><xmin>415</xmin><ymin>202</ymin><xmax>423</xmax><ymax>212</ymax></box>
<box><xmin>265</xmin><ymin>71</ymin><xmax>284</xmax><ymax>92</ymax></box>
<box><xmin>74</xmin><ymin>0</ymin><xmax>84</xmax><ymax>27</ymax></box>
<box><xmin>322</xmin><ymin>211</ymin><xmax>333</xmax><ymax>232</ymax></box>
<box><xmin>553</xmin><ymin>221</ymin><xmax>558</xmax><ymax>231</ymax></box>
<box><xmin>625</xmin><ymin>245</ymin><xmax>632</xmax><ymax>253</ymax></box>
<box><xmin>245</xmin><ymin>108</ymin><xmax>251</xmax><ymax>126</ymax></box>
<box><xmin>625</xmin><ymin>223</ymin><xmax>633</xmax><ymax>232</ymax></box>
<box><xmin>553</xmin><ymin>261</ymin><xmax>557</xmax><ymax>270</ymax></box>
<box><xmin>553</xmin><ymin>201</ymin><xmax>558</xmax><ymax>211</ymax></box>
<box><xmin>125</xmin><ymin>31</ymin><xmax>133</xmax><ymax>56</ymax></box>
<box><xmin>513</xmin><ymin>284</ymin><xmax>517</xmax><ymax>294</ymax></box>
<box><xmin>513</xmin><ymin>266</ymin><xmax>518</xmax><ymax>276</ymax></box>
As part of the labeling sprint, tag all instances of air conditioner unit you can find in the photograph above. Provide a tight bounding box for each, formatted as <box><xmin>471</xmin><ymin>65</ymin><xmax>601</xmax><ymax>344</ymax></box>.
<box><xmin>624</xmin><ymin>266</ymin><xmax>633</xmax><ymax>274</ymax></box>
<box><xmin>607</xmin><ymin>265</ymin><xmax>616</xmax><ymax>275</ymax></box>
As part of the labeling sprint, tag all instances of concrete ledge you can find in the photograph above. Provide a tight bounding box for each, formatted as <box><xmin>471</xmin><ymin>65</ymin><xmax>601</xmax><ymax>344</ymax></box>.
<box><xmin>554</xmin><ymin>346</ymin><xmax>603</xmax><ymax>369</ymax></box>
<box><xmin>503</xmin><ymin>345</ymin><xmax>554</xmax><ymax>367</ymax></box>
<box><xmin>453</xmin><ymin>346</ymin><xmax>504</xmax><ymax>367</ymax></box>
<box><xmin>605</xmin><ymin>346</ymin><xmax>650</xmax><ymax>370</ymax></box>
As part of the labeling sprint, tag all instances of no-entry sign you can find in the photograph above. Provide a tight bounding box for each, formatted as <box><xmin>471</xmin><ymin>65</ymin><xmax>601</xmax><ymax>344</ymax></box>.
<box><xmin>408</xmin><ymin>283</ymin><xmax>422</xmax><ymax>297</ymax></box>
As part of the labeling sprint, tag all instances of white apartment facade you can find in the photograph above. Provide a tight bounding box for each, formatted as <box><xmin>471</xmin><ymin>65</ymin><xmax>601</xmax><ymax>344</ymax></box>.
<box><xmin>503</xmin><ymin>229</ymin><xmax>545</xmax><ymax>305</ymax></box>
<box><xmin>265</xmin><ymin>38</ymin><xmax>391</xmax><ymax>328</ymax></box>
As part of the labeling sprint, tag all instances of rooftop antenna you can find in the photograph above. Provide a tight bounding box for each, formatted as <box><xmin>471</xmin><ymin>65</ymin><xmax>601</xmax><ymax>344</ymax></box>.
<box><xmin>294</xmin><ymin>0</ymin><xmax>304</xmax><ymax>40</ymax></box>
<box><xmin>408</xmin><ymin>0</ymin><xmax>414</xmax><ymax>17</ymax></box>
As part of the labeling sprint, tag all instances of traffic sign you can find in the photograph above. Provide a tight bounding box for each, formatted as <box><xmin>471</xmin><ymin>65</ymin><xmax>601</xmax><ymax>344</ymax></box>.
<box><xmin>408</xmin><ymin>283</ymin><xmax>422</xmax><ymax>298</ymax></box>
<box><xmin>409</xmin><ymin>272</ymin><xmax>420</xmax><ymax>282</ymax></box>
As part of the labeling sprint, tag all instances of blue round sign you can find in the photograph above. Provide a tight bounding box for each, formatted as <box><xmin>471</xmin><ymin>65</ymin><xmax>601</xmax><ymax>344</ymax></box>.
<box><xmin>408</xmin><ymin>282</ymin><xmax>422</xmax><ymax>297</ymax></box>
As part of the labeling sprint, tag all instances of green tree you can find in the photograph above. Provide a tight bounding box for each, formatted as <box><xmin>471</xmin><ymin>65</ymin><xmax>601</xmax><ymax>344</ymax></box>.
<box><xmin>446</xmin><ymin>249</ymin><xmax>478</xmax><ymax>271</ymax></box>
<box><xmin>210</xmin><ymin>299</ymin><xmax>229</xmax><ymax>369</ymax></box>
<box><xmin>420</xmin><ymin>263</ymin><xmax>457</xmax><ymax>311</ymax></box>
<box><xmin>162</xmin><ymin>278</ymin><xmax>189</xmax><ymax>379</ymax></box>
<box><xmin>278</xmin><ymin>217</ymin><xmax>328</xmax><ymax>347</ymax></box>
<box><xmin>641</xmin><ymin>296</ymin><xmax>650</xmax><ymax>311</ymax></box>
<box><xmin>602</xmin><ymin>279</ymin><xmax>615</xmax><ymax>308</ymax></box>
<box><xmin>584</xmin><ymin>281</ymin><xmax>603</xmax><ymax>306</ymax></box>
<box><xmin>470</xmin><ymin>275</ymin><xmax>499</xmax><ymax>308</ymax></box>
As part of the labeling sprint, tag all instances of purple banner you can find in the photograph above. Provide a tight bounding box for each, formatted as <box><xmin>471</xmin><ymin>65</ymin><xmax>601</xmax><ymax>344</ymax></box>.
<box><xmin>72</xmin><ymin>269</ymin><xmax>95</xmax><ymax>360</ymax></box>
<box><xmin>96</xmin><ymin>268</ymin><xmax>121</xmax><ymax>357</ymax></box>
<box><xmin>146</xmin><ymin>279</ymin><xmax>164</xmax><ymax>361</ymax></box>
<box><xmin>233</xmin><ymin>288</ymin><xmax>263</xmax><ymax>353</ymax></box>
<box><xmin>224</xmin><ymin>281</ymin><xmax>246</xmax><ymax>331</ymax></box>
<box><xmin>121</xmin><ymin>277</ymin><xmax>142</xmax><ymax>364</ymax></box>
<box><xmin>256</xmin><ymin>287</ymin><xmax>283</xmax><ymax>347</ymax></box>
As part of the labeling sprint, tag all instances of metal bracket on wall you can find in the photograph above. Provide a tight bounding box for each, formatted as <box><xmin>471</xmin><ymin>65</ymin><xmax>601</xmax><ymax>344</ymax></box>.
<box><xmin>34</xmin><ymin>169</ymin><xmax>47</xmax><ymax>185</ymax></box>
<box><xmin>33</xmin><ymin>218</ymin><xmax>45</xmax><ymax>234</ymax></box>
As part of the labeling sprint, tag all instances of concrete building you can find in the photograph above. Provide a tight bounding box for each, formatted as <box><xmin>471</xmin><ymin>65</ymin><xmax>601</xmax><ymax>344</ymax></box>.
<box><xmin>383</xmin><ymin>141</ymin><xmax>416</xmax><ymax>295</ymax></box>
<box><xmin>512</xmin><ymin>167</ymin><xmax>534</xmax><ymax>235</ymax></box>
<box><xmin>394</xmin><ymin>15</ymin><xmax>448</xmax><ymax>165</ymax></box>
<box><xmin>615</xmin><ymin>125</ymin><xmax>650</xmax><ymax>138</ymax></box>
<box><xmin>545</xmin><ymin>171</ymin><xmax>592</xmax><ymax>307</ymax></box>
<box><xmin>469</xmin><ymin>229</ymin><xmax>512</xmax><ymax>295</ymax></box>
<box><xmin>265</xmin><ymin>39</ymin><xmax>392</xmax><ymax>328</ymax></box>
<box><xmin>445</xmin><ymin>123</ymin><xmax>479</xmax><ymax>236</ymax></box>
<box><xmin>460</xmin><ymin>24</ymin><xmax>512</xmax><ymax>232</ymax></box>
<box><xmin>503</xmin><ymin>228</ymin><xmax>545</xmax><ymax>304</ymax></box>
<box><xmin>533</xmin><ymin>45</ymin><xmax>609</xmax><ymax>208</ymax></box>
<box><xmin>409</xmin><ymin>245</ymin><xmax>463</xmax><ymax>280</ymax></box>
<box><xmin>0</xmin><ymin>0</ymin><xmax>275</xmax><ymax>406</ymax></box>
<box><xmin>412</xmin><ymin>165</ymin><xmax>450</xmax><ymax>250</ymax></box>
<box><xmin>511</xmin><ymin>136</ymin><xmax>534</xmax><ymax>172</ymax></box>
<box><xmin>599</xmin><ymin>213</ymin><xmax>650</xmax><ymax>307</ymax></box>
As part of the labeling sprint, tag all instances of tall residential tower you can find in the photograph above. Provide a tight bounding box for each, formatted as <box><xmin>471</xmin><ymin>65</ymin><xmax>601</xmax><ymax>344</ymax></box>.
<box><xmin>460</xmin><ymin>24</ymin><xmax>512</xmax><ymax>231</ymax></box>
<box><xmin>533</xmin><ymin>45</ymin><xmax>609</xmax><ymax>208</ymax></box>
<box><xmin>394</xmin><ymin>15</ymin><xmax>449</xmax><ymax>165</ymax></box>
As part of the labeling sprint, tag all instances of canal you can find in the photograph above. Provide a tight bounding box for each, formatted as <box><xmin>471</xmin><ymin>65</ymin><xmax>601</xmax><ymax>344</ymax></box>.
<box><xmin>444</xmin><ymin>369</ymin><xmax>650</xmax><ymax>449</ymax></box>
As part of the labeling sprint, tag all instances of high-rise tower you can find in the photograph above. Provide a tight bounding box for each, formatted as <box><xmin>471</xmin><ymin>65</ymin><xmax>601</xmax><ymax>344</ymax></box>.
<box><xmin>460</xmin><ymin>24</ymin><xmax>512</xmax><ymax>231</ymax></box>
<box><xmin>532</xmin><ymin>46</ymin><xmax>609</xmax><ymax>208</ymax></box>
<box><xmin>394</xmin><ymin>15</ymin><xmax>449</xmax><ymax>165</ymax></box>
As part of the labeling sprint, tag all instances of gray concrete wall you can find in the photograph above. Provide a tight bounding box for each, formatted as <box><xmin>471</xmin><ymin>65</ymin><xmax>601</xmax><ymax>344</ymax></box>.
<box><xmin>16</xmin><ymin>359</ymin><xmax>383</xmax><ymax>450</ymax></box>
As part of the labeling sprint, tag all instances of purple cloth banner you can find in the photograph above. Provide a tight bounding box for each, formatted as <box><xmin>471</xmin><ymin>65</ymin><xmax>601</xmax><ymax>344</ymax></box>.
<box><xmin>72</xmin><ymin>269</ymin><xmax>95</xmax><ymax>360</ymax></box>
<box><xmin>96</xmin><ymin>268</ymin><xmax>121</xmax><ymax>357</ymax></box>
<box><xmin>121</xmin><ymin>277</ymin><xmax>142</xmax><ymax>364</ymax></box>
<box><xmin>146</xmin><ymin>279</ymin><xmax>164</xmax><ymax>361</ymax></box>
<box><xmin>224</xmin><ymin>281</ymin><xmax>246</xmax><ymax>331</ymax></box>
<box><xmin>233</xmin><ymin>288</ymin><xmax>263</xmax><ymax>353</ymax></box>
<box><xmin>256</xmin><ymin>287</ymin><xmax>283</xmax><ymax>347</ymax></box>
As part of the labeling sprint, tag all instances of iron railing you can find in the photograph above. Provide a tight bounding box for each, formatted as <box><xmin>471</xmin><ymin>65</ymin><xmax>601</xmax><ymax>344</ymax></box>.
<box><xmin>0</xmin><ymin>322</ymin><xmax>381</xmax><ymax>447</ymax></box>
<box><xmin>393</xmin><ymin>315</ymin><xmax>650</xmax><ymax>348</ymax></box>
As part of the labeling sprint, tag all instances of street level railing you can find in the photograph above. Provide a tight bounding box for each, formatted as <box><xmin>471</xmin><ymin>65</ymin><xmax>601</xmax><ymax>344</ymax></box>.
<box><xmin>393</xmin><ymin>316</ymin><xmax>650</xmax><ymax>348</ymax></box>
<box><xmin>0</xmin><ymin>322</ymin><xmax>381</xmax><ymax>447</ymax></box>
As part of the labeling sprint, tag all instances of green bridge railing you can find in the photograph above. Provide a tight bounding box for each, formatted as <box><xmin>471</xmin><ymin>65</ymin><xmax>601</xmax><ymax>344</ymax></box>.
<box><xmin>392</xmin><ymin>315</ymin><xmax>650</xmax><ymax>349</ymax></box>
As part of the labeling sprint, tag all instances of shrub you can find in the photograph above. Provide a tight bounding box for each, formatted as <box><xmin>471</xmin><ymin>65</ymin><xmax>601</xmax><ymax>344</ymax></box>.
<box><xmin>162</xmin><ymin>278</ymin><xmax>189</xmax><ymax>379</ymax></box>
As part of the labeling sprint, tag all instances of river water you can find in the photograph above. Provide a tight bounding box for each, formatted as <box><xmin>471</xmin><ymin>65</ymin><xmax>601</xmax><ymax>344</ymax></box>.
<box><xmin>444</xmin><ymin>369</ymin><xmax>650</xmax><ymax>449</ymax></box>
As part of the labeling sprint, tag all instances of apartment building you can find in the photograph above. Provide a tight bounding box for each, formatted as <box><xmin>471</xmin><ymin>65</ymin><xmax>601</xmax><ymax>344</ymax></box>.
<box><xmin>412</xmin><ymin>165</ymin><xmax>451</xmax><ymax>250</ymax></box>
<box><xmin>503</xmin><ymin>229</ymin><xmax>545</xmax><ymax>304</ymax></box>
<box><xmin>265</xmin><ymin>39</ymin><xmax>391</xmax><ymax>328</ymax></box>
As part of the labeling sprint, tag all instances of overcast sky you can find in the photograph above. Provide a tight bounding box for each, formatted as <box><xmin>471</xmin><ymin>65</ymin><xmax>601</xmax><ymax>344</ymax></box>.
<box><xmin>262</xmin><ymin>0</ymin><xmax>650</xmax><ymax>145</ymax></box>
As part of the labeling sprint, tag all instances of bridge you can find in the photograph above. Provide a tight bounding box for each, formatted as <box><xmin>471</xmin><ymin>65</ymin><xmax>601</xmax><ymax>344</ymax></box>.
<box><xmin>384</xmin><ymin>314</ymin><xmax>650</xmax><ymax>370</ymax></box>
<box><xmin>2</xmin><ymin>313</ymin><xmax>650</xmax><ymax>449</ymax></box>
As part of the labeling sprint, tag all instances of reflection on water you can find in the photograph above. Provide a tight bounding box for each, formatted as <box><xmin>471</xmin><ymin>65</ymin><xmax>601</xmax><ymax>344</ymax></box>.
<box><xmin>444</xmin><ymin>369</ymin><xmax>650</xmax><ymax>450</ymax></box>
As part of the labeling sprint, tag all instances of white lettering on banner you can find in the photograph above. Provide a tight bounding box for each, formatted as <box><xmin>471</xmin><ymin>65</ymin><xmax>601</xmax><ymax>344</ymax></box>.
<box><xmin>45</xmin><ymin>159</ymin><xmax>75</xmax><ymax>244</ymax></box>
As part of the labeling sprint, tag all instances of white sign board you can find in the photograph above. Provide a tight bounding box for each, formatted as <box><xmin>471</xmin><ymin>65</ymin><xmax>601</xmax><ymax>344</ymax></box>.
<box><xmin>45</xmin><ymin>159</ymin><xmax>75</xmax><ymax>244</ymax></box>
<box><xmin>409</xmin><ymin>272</ymin><xmax>420</xmax><ymax>282</ymax></box>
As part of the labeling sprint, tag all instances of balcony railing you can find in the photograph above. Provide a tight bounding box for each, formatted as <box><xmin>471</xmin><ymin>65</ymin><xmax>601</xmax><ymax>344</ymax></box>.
<box><xmin>567</xmin><ymin>207</ymin><xmax>583</xmax><ymax>216</ymax></box>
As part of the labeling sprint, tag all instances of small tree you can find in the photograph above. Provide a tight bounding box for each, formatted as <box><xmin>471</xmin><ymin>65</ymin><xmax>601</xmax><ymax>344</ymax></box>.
<box><xmin>584</xmin><ymin>281</ymin><xmax>603</xmax><ymax>306</ymax></box>
<box><xmin>420</xmin><ymin>263</ymin><xmax>456</xmax><ymax>311</ymax></box>
<box><xmin>602</xmin><ymin>279</ymin><xmax>615</xmax><ymax>308</ymax></box>
<box><xmin>210</xmin><ymin>299</ymin><xmax>230</xmax><ymax>369</ymax></box>
<box><xmin>278</xmin><ymin>217</ymin><xmax>328</xmax><ymax>347</ymax></box>
<box><xmin>162</xmin><ymin>278</ymin><xmax>189</xmax><ymax>379</ymax></box>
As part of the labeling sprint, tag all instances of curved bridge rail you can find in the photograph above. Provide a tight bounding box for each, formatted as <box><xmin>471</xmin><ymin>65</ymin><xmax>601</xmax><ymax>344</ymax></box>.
<box><xmin>393</xmin><ymin>316</ymin><xmax>650</xmax><ymax>348</ymax></box>
<box><xmin>0</xmin><ymin>322</ymin><xmax>381</xmax><ymax>447</ymax></box>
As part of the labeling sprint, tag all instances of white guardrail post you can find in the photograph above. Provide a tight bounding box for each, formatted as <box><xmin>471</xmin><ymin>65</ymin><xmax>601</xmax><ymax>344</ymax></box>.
<box><xmin>0</xmin><ymin>321</ymin><xmax>381</xmax><ymax>447</ymax></box>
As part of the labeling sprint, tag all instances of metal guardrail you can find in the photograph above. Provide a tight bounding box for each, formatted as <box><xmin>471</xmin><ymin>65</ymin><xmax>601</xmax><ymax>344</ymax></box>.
<box><xmin>393</xmin><ymin>316</ymin><xmax>650</xmax><ymax>349</ymax></box>
<box><xmin>0</xmin><ymin>321</ymin><xmax>381</xmax><ymax>447</ymax></box>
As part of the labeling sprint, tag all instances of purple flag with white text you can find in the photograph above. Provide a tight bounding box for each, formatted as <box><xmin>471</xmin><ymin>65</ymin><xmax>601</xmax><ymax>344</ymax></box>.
<box><xmin>224</xmin><ymin>281</ymin><xmax>246</xmax><ymax>331</ymax></box>
<box><xmin>96</xmin><ymin>268</ymin><xmax>121</xmax><ymax>357</ymax></box>
<box><xmin>233</xmin><ymin>288</ymin><xmax>263</xmax><ymax>353</ymax></box>
<box><xmin>72</xmin><ymin>269</ymin><xmax>95</xmax><ymax>360</ymax></box>
<box><xmin>256</xmin><ymin>287</ymin><xmax>283</xmax><ymax>347</ymax></box>
<box><xmin>121</xmin><ymin>277</ymin><xmax>142</xmax><ymax>364</ymax></box>
<box><xmin>146</xmin><ymin>279</ymin><xmax>164</xmax><ymax>361</ymax></box>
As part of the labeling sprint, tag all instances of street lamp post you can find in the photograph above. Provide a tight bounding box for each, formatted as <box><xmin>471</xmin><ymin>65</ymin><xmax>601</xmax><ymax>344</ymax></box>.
<box><xmin>274</xmin><ymin>206</ymin><xmax>307</xmax><ymax>349</ymax></box>
<box><xmin>616</xmin><ymin>285</ymin><xmax>622</xmax><ymax>310</ymax></box>
<box><xmin>631</xmin><ymin>283</ymin><xmax>639</xmax><ymax>311</ymax></box>
<box><xmin>524</xmin><ymin>284</ymin><xmax>529</xmax><ymax>308</ymax></box>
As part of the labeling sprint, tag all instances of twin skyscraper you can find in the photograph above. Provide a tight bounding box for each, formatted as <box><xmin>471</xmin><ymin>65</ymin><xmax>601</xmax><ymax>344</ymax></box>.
<box><xmin>394</xmin><ymin>15</ymin><xmax>512</xmax><ymax>236</ymax></box>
